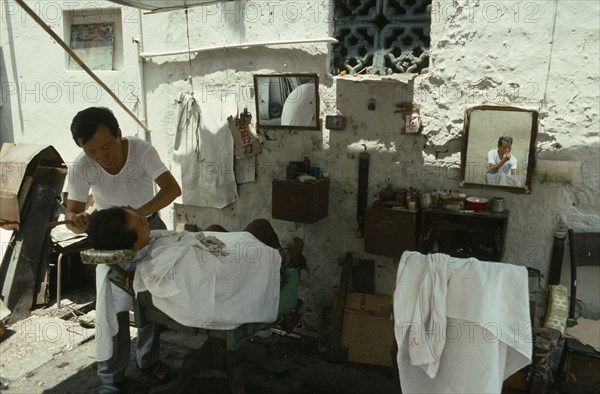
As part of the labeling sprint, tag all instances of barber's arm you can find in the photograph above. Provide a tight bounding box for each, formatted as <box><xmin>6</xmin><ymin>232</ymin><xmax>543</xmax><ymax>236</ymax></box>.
<box><xmin>65</xmin><ymin>199</ymin><xmax>92</xmax><ymax>234</ymax></box>
<box><xmin>135</xmin><ymin>171</ymin><xmax>182</xmax><ymax>217</ymax></box>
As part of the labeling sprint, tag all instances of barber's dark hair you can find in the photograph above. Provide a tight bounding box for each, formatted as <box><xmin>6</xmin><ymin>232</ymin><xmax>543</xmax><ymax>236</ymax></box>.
<box><xmin>498</xmin><ymin>136</ymin><xmax>513</xmax><ymax>145</ymax></box>
<box><xmin>70</xmin><ymin>107</ymin><xmax>120</xmax><ymax>146</ymax></box>
<box><xmin>87</xmin><ymin>207</ymin><xmax>137</xmax><ymax>250</ymax></box>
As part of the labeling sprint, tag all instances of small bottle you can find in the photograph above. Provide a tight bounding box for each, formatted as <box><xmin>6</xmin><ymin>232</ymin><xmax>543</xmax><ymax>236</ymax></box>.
<box><xmin>301</xmin><ymin>151</ymin><xmax>311</xmax><ymax>174</ymax></box>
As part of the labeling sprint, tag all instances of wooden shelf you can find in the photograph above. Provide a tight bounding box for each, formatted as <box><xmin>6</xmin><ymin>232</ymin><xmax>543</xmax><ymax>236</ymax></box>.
<box><xmin>418</xmin><ymin>208</ymin><xmax>509</xmax><ymax>261</ymax></box>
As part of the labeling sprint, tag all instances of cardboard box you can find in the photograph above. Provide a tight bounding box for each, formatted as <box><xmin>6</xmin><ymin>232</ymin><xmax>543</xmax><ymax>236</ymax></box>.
<box><xmin>0</xmin><ymin>144</ymin><xmax>66</xmax><ymax>228</ymax></box>
<box><xmin>335</xmin><ymin>292</ymin><xmax>394</xmax><ymax>367</ymax></box>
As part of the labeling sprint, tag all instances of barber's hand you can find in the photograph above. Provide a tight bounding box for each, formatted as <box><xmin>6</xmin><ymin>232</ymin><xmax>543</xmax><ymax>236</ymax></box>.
<box><xmin>66</xmin><ymin>211</ymin><xmax>90</xmax><ymax>233</ymax></box>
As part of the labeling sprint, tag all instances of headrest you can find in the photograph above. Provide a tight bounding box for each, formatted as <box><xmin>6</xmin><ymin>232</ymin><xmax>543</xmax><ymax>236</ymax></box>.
<box><xmin>80</xmin><ymin>248</ymin><xmax>136</xmax><ymax>265</ymax></box>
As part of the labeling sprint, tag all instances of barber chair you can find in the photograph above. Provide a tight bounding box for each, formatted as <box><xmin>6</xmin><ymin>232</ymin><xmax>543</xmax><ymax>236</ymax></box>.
<box><xmin>555</xmin><ymin>230</ymin><xmax>600</xmax><ymax>392</ymax></box>
<box><xmin>80</xmin><ymin>249</ymin><xmax>302</xmax><ymax>394</ymax></box>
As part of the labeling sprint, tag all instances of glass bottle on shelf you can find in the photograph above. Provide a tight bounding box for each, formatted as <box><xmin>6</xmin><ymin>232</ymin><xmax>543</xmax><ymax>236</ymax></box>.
<box><xmin>301</xmin><ymin>151</ymin><xmax>311</xmax><ymax>174</ymax></box>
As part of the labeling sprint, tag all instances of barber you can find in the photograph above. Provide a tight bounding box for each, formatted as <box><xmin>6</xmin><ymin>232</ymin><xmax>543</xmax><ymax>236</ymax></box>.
<box><xmin>64</xmin><ymin>107</ymin><xmax>181</xmax><ymax>394</ymax></box>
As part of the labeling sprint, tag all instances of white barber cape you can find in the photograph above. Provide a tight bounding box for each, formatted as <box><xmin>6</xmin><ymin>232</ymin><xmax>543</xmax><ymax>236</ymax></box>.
<box><xmin>133</xmin><ymin>230</ymin><xmax>281</xmax><ymax>329</ymax></box>
<box><xmin>94</xmin><ymin>230</ymin><xmax>281</xmax><ymax>363</ymax></box>
<box><xmin>394</xmin><ymin>252</ymin><xmax>532</xmax><ymax>393</ymax></box>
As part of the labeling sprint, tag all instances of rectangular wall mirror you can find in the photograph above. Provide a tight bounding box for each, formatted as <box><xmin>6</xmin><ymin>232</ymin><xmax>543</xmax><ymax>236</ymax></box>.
<box><xmin>460</xmin><ymin>105</ymin><xmax>538</xmax><ymax>193</ymax></box>
<box><xmin>253</xmin><ymin>73</ymin><xmax>320</xmax><ymax>130</ymax></box>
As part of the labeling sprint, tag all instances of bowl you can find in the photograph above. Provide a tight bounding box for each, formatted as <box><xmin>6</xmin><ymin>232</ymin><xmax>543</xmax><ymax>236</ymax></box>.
<box><xmin>466</xmin><ymin>197</ymin><xmax>488</xmax><ymax>211</ymax></box>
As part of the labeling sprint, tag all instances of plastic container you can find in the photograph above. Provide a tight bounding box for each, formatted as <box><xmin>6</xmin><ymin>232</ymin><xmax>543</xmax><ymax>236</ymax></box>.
<box><xmin>287</xmin><ymin>161</ymin><xmax>302</xmax><ymax>179</ymax></box>
<box><xmin>308</xmin><ymin>166</ymin><xmax>320</xmax><ymax>177</ymax></box>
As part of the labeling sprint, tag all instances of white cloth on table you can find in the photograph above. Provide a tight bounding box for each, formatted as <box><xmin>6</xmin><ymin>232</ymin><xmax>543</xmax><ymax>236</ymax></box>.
<box><xmin>394</xmin><ymin>251</ymin><xmax>532</xmax><ymax>394</ymax></box>
<box><xmin>133</xmin><ymin>230</ymin><xmax>281</xmax><ymax>329</ymax></box>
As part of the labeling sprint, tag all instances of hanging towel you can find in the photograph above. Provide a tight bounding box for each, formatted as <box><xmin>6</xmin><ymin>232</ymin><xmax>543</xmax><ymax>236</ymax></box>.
<box><xmin>394</xmin><ymin>251</ymin><xmax>532</xmax><ymax>393</ymax></box>
<box><xmin>171</xmin><ymin>92</ymin><xmax>239</xmax><ymax>208</ymax></box>
<box><xmin>95</xmin><ymin>264</ymin><xmax>134</xmax><ymax>362</ymax></box>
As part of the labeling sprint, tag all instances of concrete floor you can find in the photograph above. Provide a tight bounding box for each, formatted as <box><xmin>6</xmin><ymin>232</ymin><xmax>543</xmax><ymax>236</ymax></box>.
<box><xmin>0</xmin><ymin>294</ymin><xmax>400</xmax><ymax>394</ymax></box>
<box><xmin>0</xmin><ymin>290</ymin><xmax>539</xmax><ymax>394</ymax></box>
<box><xmin>2</xmin><ymin>329</ymin><xmax>401</xmax><ymax>394</ymax></box>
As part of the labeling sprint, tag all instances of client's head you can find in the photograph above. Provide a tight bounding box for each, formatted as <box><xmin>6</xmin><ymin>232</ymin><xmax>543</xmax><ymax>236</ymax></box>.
<box><xmin>87</xmin><ymin>206</ymin><xmax>150</xmax><ymax>251</ymax></box>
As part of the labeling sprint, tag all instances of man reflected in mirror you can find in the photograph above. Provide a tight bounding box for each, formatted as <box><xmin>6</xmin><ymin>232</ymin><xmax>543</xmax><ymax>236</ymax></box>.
<box><xmin>487</xmin><ymin>136</ymin><xmax>518</xmax><ymax>175</ymax></box>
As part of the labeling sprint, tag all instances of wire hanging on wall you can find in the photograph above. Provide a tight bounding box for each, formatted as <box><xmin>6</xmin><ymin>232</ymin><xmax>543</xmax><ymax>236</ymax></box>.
<box><xmin>185</xmin><ymin>8</ymin><xmax>195</xmax><ymax>95</ymax></box>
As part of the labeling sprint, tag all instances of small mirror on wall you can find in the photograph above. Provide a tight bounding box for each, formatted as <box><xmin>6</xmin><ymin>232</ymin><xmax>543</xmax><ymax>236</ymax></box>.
<box><xmin>253</xmin><ymin>73</ymin><xmax>320</xmax><ymax>130</ymax></box>
<box><xmin>460</xmin><ymin>105</ymin><xmax>538</xmax><ymax>193</ymax></box>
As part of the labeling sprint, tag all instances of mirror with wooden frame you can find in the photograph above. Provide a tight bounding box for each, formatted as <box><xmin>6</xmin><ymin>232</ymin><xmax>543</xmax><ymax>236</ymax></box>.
<box><xmin>460</xmin><ymin>105</ymin><xmax>538</xmax><ymax>193</ymax></box>
<box><xmin>253</xmin><ymin>73</ymin><xmax>320</xmax><ymax>130</ymax></box>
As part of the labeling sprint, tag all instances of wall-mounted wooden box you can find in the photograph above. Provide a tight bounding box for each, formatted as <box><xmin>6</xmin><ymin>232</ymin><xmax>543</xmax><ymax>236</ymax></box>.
<box><xmin>272</xmin><ymin>178</ymin><xmax>329</xmax><ymax>224</ymax></box>
<box><xmin>364</xmin><ymin>207</ymin><xmax>418</xmax><ymax>258</ymax></box>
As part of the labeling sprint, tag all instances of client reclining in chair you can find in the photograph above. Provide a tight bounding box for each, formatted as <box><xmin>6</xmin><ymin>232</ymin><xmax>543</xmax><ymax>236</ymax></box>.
<box><xmin>86</xmin><ymin>207</ymin><xmax>304</xmax><ymax>393</ymax></box>
<box><xmin>87</xmin><ymin>206</ymin><xmax>304</xmax><ymax>329</ymax></box>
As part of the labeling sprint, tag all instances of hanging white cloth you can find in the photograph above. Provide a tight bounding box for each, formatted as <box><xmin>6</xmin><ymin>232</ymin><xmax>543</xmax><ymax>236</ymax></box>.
<box><xmin>171</xmin><ymin>92</ymin><xmax>239</xmax><ymax>208</ymax></box>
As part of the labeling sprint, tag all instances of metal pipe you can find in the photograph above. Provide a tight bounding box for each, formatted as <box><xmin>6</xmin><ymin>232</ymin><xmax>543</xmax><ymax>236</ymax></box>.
<box><xmin>14</xmin><ymin>0</ymin><xmax>152</xmax><ymax>135</ymax></box>
<box><xmin>141</xmin><ymin>37</ymin><xmax>339</xmax><ymax>59</ymax></box>
<box><xmin>56</xmin><ymin>253</ymin><xmax>64</xmax><ymax>308</ymax></box>
<box><xmin>134</xmin><ymin>8</ymin><xmax>151</xmax><ymax>142</ymax></box>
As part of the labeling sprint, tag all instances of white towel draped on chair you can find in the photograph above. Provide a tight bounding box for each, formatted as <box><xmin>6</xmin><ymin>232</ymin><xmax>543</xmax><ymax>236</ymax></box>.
<box><xmin>394</xmin><ymin>251</ymin><xmax>532</xmax><ymax>393</ymax></box>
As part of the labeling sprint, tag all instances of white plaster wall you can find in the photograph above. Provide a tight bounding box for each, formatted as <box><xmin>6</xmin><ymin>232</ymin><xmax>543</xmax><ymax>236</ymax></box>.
<box><xmin>2</xmin><ymin>0</ymin><xmax>599</xmax><ymax>328</ymax></box>
<box><xmin>1</xmin><ymin>2</ymin><xmax>147</xmax><ymax>182</ymax></box>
